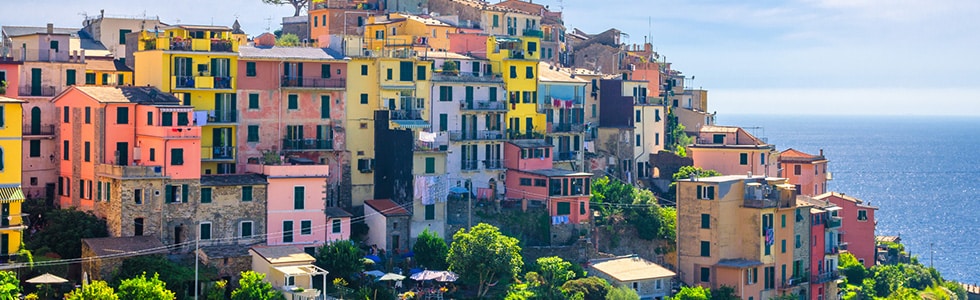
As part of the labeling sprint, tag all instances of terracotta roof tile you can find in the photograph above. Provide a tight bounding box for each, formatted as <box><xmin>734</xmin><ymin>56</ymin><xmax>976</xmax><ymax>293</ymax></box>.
<box><xmin>365</xmin><ymin>199</ymin><xmax>411</xmax><ymax>217</ymax></box>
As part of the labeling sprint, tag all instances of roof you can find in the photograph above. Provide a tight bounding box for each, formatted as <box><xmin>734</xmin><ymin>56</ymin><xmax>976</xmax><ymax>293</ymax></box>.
<box><xmin>589</xmin><ymin>255</ymin><xmax>676</xmax><ymax>282</ymax></box>
<box><xmin>508</xmin><ymin>139</ymin><xmax>553</xmax><ymax>149</ymax></box>
<box><xmin>81</xmin><ymin>236</ymin><xmax>166</xmax><ymax>257</ymax></box>
<box><xmin>167</xmin><ymin>25</ymin><xmax>232</xmax><ymax>31</ymax></box>
<box><xmin>85</xmin><ymin>58</ymin><xmax>132</xmax><ymax>72</ymax></box>
<box><xmin>238</xmin><ymin>46</ymin><xmax>343</xmax><ymax>60</ymax></box>
<box><xmin>492</xmin><ymin>0</ymin><xmax>548</xmax><ymax>16</ymax></box>
<box><xmin>699</xmin><ymin>125</ymin><xmax>740</xmax><ymax>133</ymax></box>
<box><xmin>0</xmin><ymin>185</ymin><xmax>26</xmax><ymax>203</ymax></box>
<box><xmin>814</xmin><ymin>192</ymin><xmax>877</xmax><ymax>209</ymax></box>
<box><xmin>538</xmin><ymin>62</ymin><xmax>587</xmax><ymax>83</ymax></box>
<box><xmin>420</xmin><ymin>51</ymin><xmax>475</xmax><ymax>60</ymax></box>
<box><xmin>0</xmin><ymin>96</ymin><xmax>26</xmax><ymax>103</ymax></box>
<box><xmin>716</xmin><ymin>259</ymin><xmax>764</xmax><ymax>268</ymax></box>
<box><xmin>779</xmin><ymin>148</ymin><xmax>827</xmax><ymax>163</ymax></box>
<box><xmin>681</xmin><ymin>175</ymin><xmax>770</xmax><ymax>183</ymax></box>
<box><xmin>365</xmin><ymin>199</ymin><xmax>412</xmax><ymax>217</ymax></box>
<box><xmin>402</xmin><ymin>14</ymin><xmax>452</xmax><ymax>27</ymax></box>
<box><xmin>2</xmin><ymin>26</ymin><xmax>78</xmax><ymax>37</ymax></box>
<box><xmin>876</xmin><ymin>235</ymin><xmax>901</xmax><ymax>243</ymax></box>
<box><xmin>325</xmin><ymin>206</ymin><xmax>354</xmax><ymax>218</ymax></box>
<box><xmin>201</xmin><ymin>174</ymin><xmax>268</xmax><ymax>186</ymax></box>
<box><xmin>66</xmin><ymin>86</ymin><xmax>183</xmax><ymax>104</ymax></box>
<box><xmin>250</xmin><ymin>245</ymin><xmax>316</xmax><ymax>264</ymax></box>
<box><xmin>523</xmin><ymin>169</ymin><xmax>592</xmax><ymax>177</ymax></box>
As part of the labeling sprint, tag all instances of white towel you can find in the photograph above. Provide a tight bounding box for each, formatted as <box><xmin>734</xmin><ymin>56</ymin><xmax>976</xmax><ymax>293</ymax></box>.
<box><xmin>194</xmin><ymin>111</ymin><xmax>208</xmax><ymax>126</ymax></box>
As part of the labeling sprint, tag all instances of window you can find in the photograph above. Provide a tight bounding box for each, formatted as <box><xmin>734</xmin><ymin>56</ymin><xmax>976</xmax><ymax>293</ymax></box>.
<box><xmin>781</xmin><ymin>240</ymin><xmax>786</xmax><ymax>253</ymax></box>
<box><xmin>119</xmin><ymin>29</ymin><xmax>131</xmax><ymax>44</ymax></box>
<box><xmin>533</xmin><ymin>179</ymin><xmax>547</xmax><ymax>187</ymax></box>
<box><xmin>246</xmin><ymin>62</ymin><xmax>256</xmax><ymax>77</ymax></box>
<box><xmin>361</xmin><ymin>65</ymin><xmax>368</xmax><ymax>76</ymax></box>
<box><xmin>700</xmin><ymin>241</ymin><xmax>710</xmax><ymax>257</ymax></box>
<box><xmin>313</xmin><ymin>16</ymin><xmax>319</xmax><ymax>27</ymax></box>
<box><xmin>171</xmin><ymin>148</ymin><xmax>184</xmax><ymax>165</ymax></box>
<box><xmin>242</xmin><ymin>186</ymin><xmax>253</xmax><ymax>201</ymax></box>
<box><xmin>386</xmin><ymin>68</ymin><xmax>393</xmax><ymax>80</ymax></box>
<box><xmin>519</xmin><ymin>178</ymin><xmax>532</xmax><ymax>186</ymax></box>
<box><xmin>63</xmin><ymin>106</ymin><xmax>69</xmax><ymax>123</ymax></box>
<box><xmin>781</xmin><ymin>214</ymin><xmax>786</xmax><ymax>228</ymax></box>
<box><xmin>509</xmin><ymin>66</ymin><xmax>516</xmax><ymax>78</ymax></box>
<box><xmin>63</xmin><ymin>140</ymin><xmax>69</xmax><ymax>160</ymax></box>
<box><xmin>246</xmin><ymin>125</ymin><xmax>259</xmax><ymax>142</ymax></box>
<box><xmin>134</xmin><ymin>189</ymin><xmax>142</xmax><ymax>204</ymax></box>
<box><xmin>321</xmin><ymin>95</ymin><xmax>330</xmax><ymax>118</ymax></box>
<box><xmin>525</xmin><ymin>66</ymin><xmax>533</xmax><ymax>79</ymax></box>
<box><xmin>556</xmin><ymin>202</ymin><xmax>571</xmax><ymax>215</ymax></box>
<box><xmin>417</xmin><ymin>65</ymin><xmax>426</xmax><ymax>80</ymax></box>
<box><xmin>161</xmin><ymin>112</ymin><xmax>173</xmax><ymax>126</ymax></box>
<box><xmin>294</xmin><ymin>186</ymin><xmax>305</xmax><ymax>210</ymax></box>
<box><xmin>746</xmin><ymin>268</ymin><xmax>757</xmax><ymax>285</ymax></box>
<box><xmin>29</xmin><ymin>140</ymin><xmax>40</xmax><ymax>157</ymax></box>
<box><xmin>200</xmin><ymin>222</ymin><xmax>212</xmax><ymax>240</ymax></box>
<box><xmin>83</xmin><ymin>142</ymin><xmax>90</xmax><ymax>162</ymax></box>
<box><xmin>116</xmin><ymin>107</ymin><xmax>129</xmax><ymax>124</ymax></box>
<box><xmin>300</xmin><ymin>220</ymin><xmax>312</xmax><ymax>235</ymax></box>
<box><xmin>66</xmin><ymin>69</ymin><xmax>76</xmax><ymax>85</ymax></box>
<box><xmin>248</xmin><ymin>93</ymin><xmax>259</xmax><ymax>109</ymax></box>
<box><xmin>425</xmin><ymin>157</ymin><xmax>435</xmax><ymax>174</ymax></box>
<box><xmin>425</xmin><ymin>204</ymin><xmax>435</xmax><ymax>220</ymax></box>
<box><xmin>360</xmin><ymin>93</ymin><xmax>368</xmax><ymax>104</ymax></box>
<box><xmin>701</xmin><ymin>214</ymin><xmax>710</xmax><ymax>229</ymax></box>
<box><xmin>438</xmin><ymin>86</ymin><xmax>452</xmax><ymax>102</ymax></box>
<box><xmin>794</xmin><ymin>165</ymin><xmax>801</xmax><ymax>175</ymax></box>
<box><xmin>858</xmin><ymin>210</ymin><xmax>868</xmax><ymax>221</ymax></box>
<box><xmin>149</xmin><ymin>148</ymin><xmax>156</xmax><ymax>161</ymax></box>
<box><xmin>700</xmin><ymin>267</ymin><xmax>710</xmax><ymax>283</ymax></box>
<box><xmin>288</xmin><ymin>94</ymin><xmax>298</xmax><ymax>109</ymax></box>
<box><xmin>84</xmin><ymin>107</ymin><xmax>91</xmax><ymax>123</ymax></box>
<box><xmin>177</xmin><ymin>112</ymin><xmax>188</xmax><ymax>125</ymax></box>
<box><xmin>696</xmin><ymin>185</ymin><xmax>715</xmax><ymax>200</ymax></box>
<box><xmin>765</xmin><ymin>266</ymin><xmax>775</xmax><ymax>289</ymax></box>
<box><xmin>760</xmin><ymin>153</ymin><xmax>766</xmax><ymax>165</ymax></box>
<box><xmin>134</xmin><ymin>217</ymin><xmax>144</xmax><ymax>236</ymax></box>
<box><xmin>580</xmin><ymin>201</ymin><xmax>586</xmax><ymax>214</ymax></box>
<box><xmin>439</xmin><ymin>114</ymin><xmax>447</xmax><ymax>131</ymax></box>
<box><xmin>635</xmin><ymin>134</ymin><xmax>641</xmax><ymax>147</ymax></box>
<box><xmin>282</xmin><ymin>220</ymin><xmax>294</xmax><ymax>243</ymax></box>
<box><xmin>85</xmin><ymin>73</ymin><xmax>96</xmax><ymax>84</ymax></box>
<box><xmin>635</xmin><ymin>110</ymin><xmax>641</xmax><ymax>123</ymax></box>
<box><xmin>795</xmin><ymin>235</ymin><xmax>801</xmax><ymax>248</ymax></box>
<box><xmin>739</xmin><ymin>153</ymin><xmax>748</xmax><ymax>165</ymax></box>
<box><xmin>201</xmin><ymin>187</ymin><xmax>212</xmax><ymax>203</ymax></box>
<box><xmin>241</xmin><ymin>221</ymin><xmax>253</xmax><ymax>237</ymax></box>
<box><xmin>492</xmin><ymin>15</ymin><xmax>499</xmax><ymax>27</ymax></box>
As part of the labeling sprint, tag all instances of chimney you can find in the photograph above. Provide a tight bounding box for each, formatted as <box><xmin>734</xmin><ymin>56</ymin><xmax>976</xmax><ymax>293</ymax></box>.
<box><xmin>819</xmin><ymin>149</ymin><xmax>824</xmax><ymax>156</ymax></box>
<box><xmin>747</xmin><ymin>171</ymin><xmax>752</xmax><ymax>178</ymax></box>
<box><xmin>47</xmin><ymin>23</ymin><xmax>54</xmax><ymax>34</ymax></box>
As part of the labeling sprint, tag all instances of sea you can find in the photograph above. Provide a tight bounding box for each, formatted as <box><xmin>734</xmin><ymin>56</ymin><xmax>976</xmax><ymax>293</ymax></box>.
<box><xmin>719</xmin><ymin>114</ymin><xmax>980</xmax><ymax>284</ymax></box>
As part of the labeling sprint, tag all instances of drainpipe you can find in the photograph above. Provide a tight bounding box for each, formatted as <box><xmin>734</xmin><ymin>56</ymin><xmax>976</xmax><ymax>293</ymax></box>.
<box><xmin>278</xmin><ymin>60</ymin><xmax>284</xmax><ymax>155</ymax></box>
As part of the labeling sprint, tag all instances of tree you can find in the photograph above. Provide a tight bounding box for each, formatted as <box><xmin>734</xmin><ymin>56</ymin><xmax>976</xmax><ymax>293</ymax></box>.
<box><xmin>526</xmin><ymin>256</ymin><xmax>577</xmax><ymax>299</ymax></box>
<box><xmin>413</xmin><ymin>228</ymin><xmax>449</xmax><ymax>270</ymax></box>
<box><xmin>0</xmin><ymin>271</ymin><xmax>20</xmax><ymax>300</ymax></box>
<box><xmin>67</xmin><ymin>281</ymin><xmax>118</xmax><ymax>300</ymax></box>
<box><xmin>605</xmin><ymin>285</ymin><xmax>640</xmax><ymax>300</ymax></box>
<box><xmin>232</xmin><ymin>271</ymin><xmax>284</xmax><ymax>300</ymax></box>
<box><xmin>315</xmin><ymin>240</ymin><xmax>364</xmax><ymax>284</ymax></box>
<box><xmin>276</xmin><ymin>33</ymin><xmax>301</xmax><ymax>47</ymax></box>
<box><xmin>872</xmin><ymin>265</ymin><xmax>906</xmax><ymax>297</ymax></box>
<box><xmin>672</xmin><ymin>166</ymin><xmax>721</xmax><ymax>181</ymax></box>
<box><xmin>27</xmin><ymin>208</ymin><xmax>108</xmax><ymax>258</ymax></box>
<box><xmin>659</xmin><ymin>206</ymin><xmax>678</xmax><ymax>243</ymax></box>
<box><xmin>840</xmin><ymin>253</ymin><xmax>868</xmax><ymax>284</ymax></box>
<box><xmin>672</xmin><ymin>286</ymin><xmax>711</xmax><ymax>300</ymax></box>
<box><xmin>710</xmin><ymin>286</ymin><xmax>739</xmax><ymax>300</ymax></box>
<box><xmin>261</xmin><ymin>0</ymin><xmax>309</xmax><ymax>16</ymax></box>
<box><xmin>206</xmin><ymin>280</ymin><xmax>228</xmax><ymax>300</ymax></box>
<box><xmin>629</xmin><ymin>189</ymin><xmax>663</xmax><ymax>240</ymax></box>
<box><xmin>561</xmin><ymin>277</ymin><xmax>611</xmax><ymax>300</ymax></box>
<box><xmin>664</xmin><ymin>109</ymin><xmax>691</xmax><ymax>157</ymax></box>
<box><xmin>448</xmin><ymin>223</ymin><xmax>523</xmax><ymax>298</ymax></box>
<box><xmin>113</xmin><ymin>255</ymin><xmax>194</xmax><ymax>297</ymax></box>
<box><xmin>117</xmin><ymin>273</ymin><xmax>175</xmax><ymax>300</ymax></box>
<box><xmin>0</xmin><ymin>80</ymin><xmax>7</xmax><ymax>95</ymax></box>
<box><xmin>590</xmin><ymin>176</ymin><xmax>635</xmax><ymax>216</ymax></box>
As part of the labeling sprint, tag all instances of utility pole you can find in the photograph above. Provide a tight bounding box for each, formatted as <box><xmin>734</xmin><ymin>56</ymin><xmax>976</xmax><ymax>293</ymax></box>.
<box><xmin>930</xmin><ymin>242</ymin><xmax>934</xmax><ymax>268</ymax></box>
<box><xmin>195</xmin><ymin>223</ymin><xmax>199</xmax><ymax>300</ymax></box>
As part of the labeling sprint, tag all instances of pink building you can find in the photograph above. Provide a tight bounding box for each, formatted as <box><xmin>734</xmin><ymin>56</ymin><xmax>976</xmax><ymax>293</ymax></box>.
<box><xmin>806</xmin><ymin>202</ymin><xmax>842</xmax><ymax>300</ymax></box>
<box><xmin>236</xmin><ymin>46</ymin><xmax>349</xmax><ymax>207</ymax></box>
<box><xmin>688</xmin><ymin>125</ymin><xmax>779</xmax><ymax>177</ymax></box>
<box><xmin>448</xmin><ymin>32</ymin><xmax>489</xmax><ymax>58</ymax></box>
<box><xmin>779</xmin><ymin>148</ymin><xmax>831</xmax><ymax>196</ymax></box>
<box><xmin>503</xmin><ymin>140</ymin><xmax>592</xmax><ymax>225</ymax></box>
<box><xmin>818</xmin><ymin>192</ymin><xmax>877</xmax><ymax>268</ymax></box>
<box><xmin>246</xmin><ymin>163</ymin><xmax>338</xmax><ymax>253</ymax></box>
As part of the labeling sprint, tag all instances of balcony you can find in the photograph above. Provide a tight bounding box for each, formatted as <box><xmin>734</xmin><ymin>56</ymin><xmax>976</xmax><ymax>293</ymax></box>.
<box><xmin>839</xmin><ymin>242</ymin><xmax>849</xmax><ymax>251</ymax></box>
<box><xmin>827</xmin><ymin>216</ymin><xmax>842</xmax><ymax>229</ymax></box>
<box><xmin>282</xmin><ymin>138</ymin><xmax>334</xmax><ymax>151</ymax></box>
<box><xmin>555</xmin><ymin>151</ymin><xmax>579</xmax><ymax>162</ymax></box>
<box><xmin>743</xmin><ymin>198</ymin><xmax>778</xmax><ymax>208</ymax></box>
<box><xmin>172</xmin><ymin>75</ymin><xmax>234</xmax><ymax>90</ymax></box>
<box><xmin>414</xmin><ymin>141</ymin><xmax>447</xmax><ymax>152</ymax></box>
<box><xmin>202</xmin><ymin>146</ymin><xmax>235</xmax><ymax>161</ymax></box>
<box><xmin>280</xmin><ymin>76</ymin><xmax>346</xmax><ymax>89</ymax></box>
<box><xmin>448</xmin><ymin>130</ymin><xmax>505</xmax><ymax>141</ymax></box>
<box><xmin>0</xmin><ymin>47</ymin><xmax>85</xmax><ymax>63</ymax></box>
<box><xmin>484</xmin><ymin>160</ymin><xmax>504</xmax><ymax>170</ymax></box>
<box><xmin>206</xmin><ymin>111</ymin><xmax>238</xmax><ymax>124</ymax></box>
<box><xmin>461</xmin><ymin>100</ymin><xmax>507</xmax><ymax>112</ymax></box>
<box><xmin>96</xmin><ymin>164</ymin><xmax>166</xmax><ymax>179</ymax></box>
<box><xmin>825</xmin><ymin>246</ymin><xmax>840</xmax><ymax>255</ymax></box>
<box><xmin>522</xmin><ymin>28</ymin><xmax>543</xmax><ymax>38</ymax></box>
<box><xmin>390</xmin><ymin>109</ymin><xmax>423</xmax><ymax>120</ymax></box>
<box><xmin>549</xmin><ymin>123</ymin><xmax>586</xmax><ymax>133</ymax></box>
<box><xmin>0</xmin><ymin>213</ymin><xmax>27</xmax><ymax>231</ymax></box>
<box><xmin>23</xmin><ymin>124</ymin><xmax>55</xmax><ymax>137</ymax></box>
<box><xmin>143</xmin><ymin>37</ymin><xmax>237</xmax><ymax>52</ymax></box>
<box><xmin>18</xmin><ymin>85</ymin><xmax>56</xmax><ymax>97</ymax></box>
<box><xmin>461</xmin><ymin>160</ymin><xmax>479</xmax><ymax>171</ymax></box>
<box><xmin>782</xmin><ymin>276</ymin><xmax>808</xmax><ymax>288</ymax></box>
<box><xmin>811</xmin><ymin>270</ymin><xmax>840</xmax><ymax>284</ymax></box>
<box><xmin>136</xmin><ymin>125</ymin><xmax>201</xmax><ymax>139</ymax></box>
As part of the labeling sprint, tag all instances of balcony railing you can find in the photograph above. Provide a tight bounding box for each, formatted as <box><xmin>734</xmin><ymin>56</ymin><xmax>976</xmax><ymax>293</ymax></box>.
<box><xmin>18</xmin><ymin>85</ymin><xmax>56</xmax><ymax>97</ymax></box>
<box><xmin>202</xmin><ymin>146</ymin><xmax>235</xmax><ymax>160</ymax></box>
<box><xmin>0</xmin><ymin>214</ymin><xmax>27</xmax><ymax>230</ymax></box>
<box><xmin>743</xmin><ymin>198</ymin><xmax>778</xmax><ymax>209</ymax></box>
<box><xmin>173</xmin><ymin>75</ymin><xmax>234</xmax><ymax>89</ymax></box>
<box><xmin>550</xmin><ymin>123</ymin><xmax>586</xmax><ymax>133</ymax></box>
<box><xmin>556</xmin><ymin>151</ymin><xmax>578</xmax><ymax>161</ymax></box>
<box><xmin>461</xmin><ymin>100</ymin><xmax>507</xmax><ymax>111</ymax></box>
<box><xmin>522</xmin><ymin>28</ymin><xmax>543</xmax><ymax>38</ymax></box>
<box><xmin>206</xmin><ymin>111</ymin><xmax>238</xmax><ymax>124</ymax></box>
<box><xmin>461</xmin><ymin>160</ymin><xmax>479</xmax><ymax>171</ymax></box>
<box><xmin>213</xmin><ymin>76</ymin><xmax>233</xmax><ymax>89</ymax></box>
<box><xmin>280</xmin><ymin>76</ymin><xmax>346</xmax><ymax>89</ymax></box>
<box><xmin>161</xmin><ymin>37</ymin><xmax>237</xmax><ymax>52</ymax></box>
<box><xmin>825</xmin><ymin>246</ymin><xmax>840</xmax><ymax>255</ymax></box>
<box><xmin>483</xmin><ymin>159</ymin><xmax>503</xmax><ymax>170</ymax></box>
<box><xmin>782</xmin><ymin>276</ymin><xmax>809</xmax><ymax>287</ymax></box>
<box><xmin>827</xmin><ymin>216</ymin><xmax>842</xmax><ymax>229</ymax></box>
<box><xmin>283</xmin><ymin>138</ymin><xmax>334</xmax><ymax>151</ymax></box>
<box><xmin>96</xmin><ymin>164</ymin><xmax>166</xmax><ymax>178</ymax></box>
<box><xmin>390</xmin><ymin>109</ymin><xmax>423</xmax><ymax>120</ymax></box>
<box><xmin>414</xmin><ymin>141</ymin><xmax>447</xmax><ymax>152</ymax></box>
<box><xmin>23</xmin><ymin>124</ymin><xmax>55</xmax><ymax>136</ymax></box>
<box><xmin>811</xmin><ymin>270</ymin><xmax>840</xmax><ymax>284</ymax></box>
<box><xmin>0</xmin><ymin>47</ymin><xmax>85</xmax><ymax>63</ymax></box>
<box><xmin>448</xmin><ymin>130</ymin><xmax>505</xmax><ymax>141</ymax></box>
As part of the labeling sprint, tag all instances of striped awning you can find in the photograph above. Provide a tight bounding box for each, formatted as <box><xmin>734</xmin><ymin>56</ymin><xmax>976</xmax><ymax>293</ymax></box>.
<box><xmin>0</xmin><ymin>187</ymin><xmax>25</xmax><ymax>203</ymax></box>
<box><xmin>390</xmin><ymin>120</ymin><xmax>431</xmax><ymax>129</ymax></box>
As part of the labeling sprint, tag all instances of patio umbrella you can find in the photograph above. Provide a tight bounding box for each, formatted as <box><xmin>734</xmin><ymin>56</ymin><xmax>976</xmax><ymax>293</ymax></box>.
<box><xmin>363</xmin><ymin>270</ymin><xmax>385</xmax><ymax>277</ymax></box>
<box><xmin>378</xmin><ymin>273</ymin><xmax>406</xmax><ymax>281</ymax></box>
<box><xmin>449</xmin><ymin>186</ymin><xmax>469</xmax><ymax>194</ymax></box>
<box><xmin>435</xmin><ymin>271</ymin><xmax>459</xmax><ymax>282</ymax></box>
<box><xmin>25</xmin><ymin>273</ymin><xmax>68</xmax><ymax>284</ymax></box>
<box><xmin>410</xmin><ymin>270</ymin><xmax>442</xmax><ymax>281</ymax></box>
<box><xmin>364</xmin><ymin>255</ymin><xmax>382</xmax><ymax>264</ymax></box>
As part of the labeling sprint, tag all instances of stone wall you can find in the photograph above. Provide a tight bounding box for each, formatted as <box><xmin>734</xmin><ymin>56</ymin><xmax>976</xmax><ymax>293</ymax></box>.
<box><xmin>523</xmin><ymin>239</ymin><xmax>597</xmax><ymax>265</ymax></box>
<box><xmin>197</xmin><ymin>183</ymin><xmax>268</xmax><ymax>247</ymax></box>
<box><xmin>427</xmin><ymin>0</ymin><xmax>485</xmax><ymax>29</ymax></box>
<box><xmin>596</xmin><ymin>226</ymin><xmax>676</xmax><ymax>271</ymax></box>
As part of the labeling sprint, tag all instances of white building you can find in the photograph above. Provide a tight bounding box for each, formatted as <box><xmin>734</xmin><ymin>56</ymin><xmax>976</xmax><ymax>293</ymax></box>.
<box><xmin>589</xmin><ymin>255</ymin><xmax>676</xmax><ymax>300</ymax></box>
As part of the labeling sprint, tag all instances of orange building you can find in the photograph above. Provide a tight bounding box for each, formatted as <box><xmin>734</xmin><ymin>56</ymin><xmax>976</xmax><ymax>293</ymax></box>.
<box><xmin>779</xmin><ymin>148</ymin><xmax>831</xmax><ymax>196</ymax></box>
<box><xmin>503</xmin><ymin>140</ymin><xmax>591</xmax><ymax>227</ymax></box>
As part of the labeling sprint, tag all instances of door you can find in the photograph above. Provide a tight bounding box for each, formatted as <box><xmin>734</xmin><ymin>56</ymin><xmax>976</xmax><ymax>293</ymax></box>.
<box><xmin>174</xmin><ymin>226</ymin><xmax>182</xmax><ymax>245</ymax></box>
<box><xmin>134</xmin><ymin>218</ymin><xmax>144</xmax><ymax>236</ymax></box>
<box><xmin>1</xmin><ymin>204</ymin><xmax>8</xmax><ymax>228</ymax></box>
<box><xmin>116</xmin><ymin>142</ymin><xmax>129</xmax><ymax>165</ymax></box>
<box><xmin>465</xmin><ymin>86</ymin><xmax>474</xmax><ymax>107</ymax></box>
<box><xmin>31</xmin><ymin>68</ymin><xmax>41</xmax><ymax>96</ymax></box>
<box><xmin>30</xmin><ymin>107</ymin><xmax>40</xmax><ymax>134</ymax></box>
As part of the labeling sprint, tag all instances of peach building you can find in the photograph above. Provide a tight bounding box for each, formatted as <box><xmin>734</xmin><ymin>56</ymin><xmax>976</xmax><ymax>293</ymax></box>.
<box><xmin>817</xmin><ymin>192</ymin><xmax>877</xmax><ymax>268</ymax></box>
<box><xmin>779</xmin><ymin>148</ymin><xmax>831</xmax><ymax>196</ymax></box>
<box><xmin>689</xmin><ymin>126</ymin><xmax>779</xmax><ymax>177</ymax></box>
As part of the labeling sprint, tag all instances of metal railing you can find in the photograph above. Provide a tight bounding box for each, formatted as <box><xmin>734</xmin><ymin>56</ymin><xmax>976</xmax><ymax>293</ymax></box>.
<box><xmin>280</xmin><ymin>76</ymin><xmax>346</xmax><ymax>89</ymax></box>
<box><xmin>448</xmin><ymin>130</ymin><xmax>505</xmax><ymax>141</ymax></box>
<box><xmin>174</xmin><ymin>75</ymin><xmax>195</xmax><ymax>88</ymax></box>
<box><xmin>556</xmin><ymin>151</ymin><xmax>578</xmax><ymax>161</ymax></box>
<box><xmin>18</xmin><ymin>85</ymin><xmax>56</xmax><ymax>97</ymax></box>
<box><xmin>390</xmin><ymin>109</ymin><xmax>423</xmax><ymax>120</ymax></box>
<box><xmin>522</xmin><ymin>29</ymin><xmax>543</xmax><ymax>38</ymax></box>
<box><xmin>202</xmin><ymin>146</ymin><xmax>235</xmax><ymax>160</ymax></box>
<box><xmin>825</xmin><ymin>246</ymin><xmax>840</xmax><ymax>255</ymax></box>
<box><xmin>23</xmin><ymin>124</ymin><xmax>55</xmax><ymax>136</ymax></box>
<box><xmin>461</xmin><ymin>160</ymin><xmax>479</xmax><ymax>171</ymax></box>
<box><xmin>550</xmin><ymin>123</ymin><xmax>586</xmax><ymax>133</ymax></box>
<box><xmin>461</xmin><ymin>100</ymin><xmax>507</xmax><ymax>111</ymax></box>
<box><xmin>212</xmin><ymin>76</ymin><xmax>233</xmax><ymax>89</ymax></box>
<box><xmin>414</xmin><ymin>141</ymin><xmax>446</xmax><ymax>152</ymax></box>
<box><xmin>811</xmin><ymin>270</ymin><xmax>839</xmax><ymax>284</ymax></box>
<box><xmin>208</xmin><ymin>111</ymin><xmax>238</xmax><ymax>124</ymax></box>
<box><xmin>827</xmin><ymin>216</ymin><xmax>842</xmax><ymax>228</ymax></box>
<box><xmin>483</xmin><ymin>160</ymin><xmax>503</xmax><ymax>170</ymax></box>
<box><xmin>283</xmin><ymin>139</ymin><xmax>334</xmax><ymax>151</ymax></box>
<box><xmin>743</xmin><ymin>198</ymin><xmax>778</xmax><ymax>208</ymax></box>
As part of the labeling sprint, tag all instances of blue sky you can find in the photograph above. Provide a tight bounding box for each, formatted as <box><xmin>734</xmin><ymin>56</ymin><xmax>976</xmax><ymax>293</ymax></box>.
<box><xmin>4</xmin><ymin>0</ymin><xmax>979</xmax><ymax>115</ymax></box>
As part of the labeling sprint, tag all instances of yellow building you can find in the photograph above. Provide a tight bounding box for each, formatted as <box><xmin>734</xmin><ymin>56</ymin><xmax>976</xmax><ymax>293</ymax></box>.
<box><xmin>84</xmin><ymin>58</ymin><xmax>133</xmax><ymax>86</ymax></box>
<box><xmin>482</xmin><ymin>7</ymin><xmax>542</xmax><ymax>38</ymax></box>
<box><xmin>364</xmin><ymin>13</ymin><xmax>455</xmax><ymax>53</ymax></box>
<box><xmin>133</xmin><ymin>25</ymin><xmax>240</xmax><ymax>174</ymax></box>
<box><xmin>0</xmin><ymin>96</ymin><xmax>26</xmax><ymax>259</ymax></box>
<box><xmin>485</xmin><ymin>35</ymin><xmax>544</xmax><ymax>138</ymax></box>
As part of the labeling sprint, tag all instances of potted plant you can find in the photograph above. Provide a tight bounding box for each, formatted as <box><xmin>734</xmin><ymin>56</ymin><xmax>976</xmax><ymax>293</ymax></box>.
<box><xmin>0</xmin><ymin>80</ymin><xmax>6</xmax><ymax>95</ymax></box>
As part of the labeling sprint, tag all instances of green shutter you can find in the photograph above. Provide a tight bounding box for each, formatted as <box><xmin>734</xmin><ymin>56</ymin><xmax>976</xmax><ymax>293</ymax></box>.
<box><xmin>117</xmin><ymin>107</ymin><xmax>129</xmax><ymax>124</ymax></box>
<box><xmin>119</xmin><ymin>29</ymin><xmax>131</xmax><ymax>44</ymax></box>
<box><xmin>294</xmin><ymin>186</ymin><xmax>305</xmax><ymax>209</ymax></box>
<box><xmin>165</xmin><ymin>185</ymin><xmax>173</xmax><ymax>203</ymax></box>
<box><xmin>439</xmin><ymin>114</ymin><xmax>447</xmax><ymax>132</ymax></box>
<box><xmin>200</xmin><ymin>223</ymin><xmax>211</xmax><ymax>240</ymax></box>
<box><xmin>400</xmin><ymin>61</ymin><xmax>413</xmax><ymax>81</ymax></box>
<box><xmin>161</xmin><ymin>112</ymin><xmax>173</xmax><ymax>126</ymax></box>
<box><xmin>288</xmin><ymin>94</ymin><xmax>298</xmax><ymax>109</ymax></box>
<box><xmin>201</xmin><ymin>188</ymin><xmax>212</xmax><ymax>203</ymax></box>
<box><xmin>283</xmin><ymin>221</ymin><xmax>293</xmax><ymax>243</ymax></box>
<box><xmin>85</xmin><ymin>73</ymin><xmax>96</xmax><ymax>84</ymax></box>
<box><xmin>247</xmin><ymin>125</ymin><xmax>259</xmax><ymax>142</ymax></box>
<box><xmin>177</xmin><ymin>112</ymin><xmax>188</xmax><ymax>125</ymax></box>
<box><xmin>696</xmin><ymin>185</ymin><xmax>703</xmax><ymax>199</ymax></box>
<box><xmin>417</xmin><ymin>65</ymin><xmax>426</xmax><ymax>80</ymax></box>
<box><xmin>321</xmin><ymin>64</ymin><xmax>331</xmax><ymax>78</ymax></box>
<box><xmin>248</xmin><ymin>93</ymin><xmax>259</xmax><ymax>109</ymax></box>
<box><xmin>360</xmin><ymin>93</ymin><xmax>368</xmax><ymax>104</ymax></box>
<box><xmin>425</xmin><ymin>157</ymin><xmax>435</xmax><ymax>174</ymax></box>
<box><xmin>242</xmin><ymin>222</ymin><xmax>252</xmax><ymax>237</ymax></box>
<box><xmin>181</xmin><ymin>184</ymin><xmax>189</xmax><ymax>203</ymax></box>
<box><xmin>425</xmin><ymin>204</ymin><xmax>434</xmax><ymax>220</ymax></box>
<box><xmin>66</xmin><ymin>69</ymin><xmax>76</xmax><ymax>85</ymax></box>
<box><xmin>301</xmin><ymin>220</ymin><xmax>312</xmax><ymax>235</ymax></box>
<box><xmin>707</xmin><ymin>186</ymin><xmax>715</xmax><ymax>199</ymax></box>
<box><xmin>489</xmin><ymin>87</ymin><xmax>497</xmax><ymax>101</ymax></box>
<box><xmin>242</xmin><ymin>186</ymin><xmax>253</xmax><ymax>201</ymax></box>
<box><xmin>321</xmin><ymin>95</ymin><xmax>330</xmax><ymax>119</ymax></box>
<box><xmin>556</xmin><ymin>202</ymin><xmax>570</xmax><ymax>215</ymax></box>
